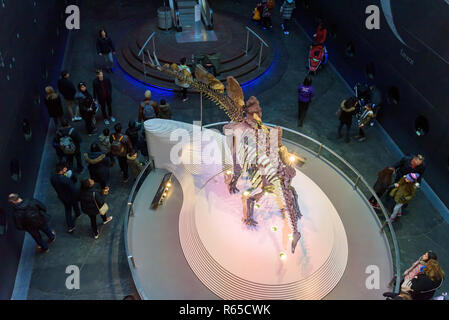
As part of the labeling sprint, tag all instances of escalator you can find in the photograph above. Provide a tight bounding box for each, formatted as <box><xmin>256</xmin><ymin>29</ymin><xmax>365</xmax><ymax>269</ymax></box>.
<box><xmin>170</xmin><ymin>0</ymin><xmax>213</xmax><ymax>31</ymax></box>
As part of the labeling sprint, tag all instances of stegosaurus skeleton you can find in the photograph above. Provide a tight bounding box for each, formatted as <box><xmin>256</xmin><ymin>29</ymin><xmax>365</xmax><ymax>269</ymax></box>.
<box><xmin>145</xmin><ymin>52</ymin><xmax>305</xmax><ymax>253</ymax></box>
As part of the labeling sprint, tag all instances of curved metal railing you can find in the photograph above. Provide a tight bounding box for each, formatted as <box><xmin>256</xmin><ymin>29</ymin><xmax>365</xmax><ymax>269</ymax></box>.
<box><xmin>203</xmin><ymin>121</ymin><xmax>402</xmax><ymax>294</ymax></box>
<box><xmin>124</xmin><ymin>123</ymin><xmax>401</xmax><ymax>297</ymax></box>
<box><xmin>123</xmin><ymin>158</ymin><xmax>155</xmax><ymax>300</ymax></box>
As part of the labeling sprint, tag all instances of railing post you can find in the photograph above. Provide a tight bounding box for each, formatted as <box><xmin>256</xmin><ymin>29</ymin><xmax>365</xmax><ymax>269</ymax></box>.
<box><xmin>142</xmin><ymin>55</ymin><xmax>146</xmax><ymax>81</ymax></box>
<box><xmin>245</xmin><ymin>29</ymin><xmax>249</xmax><ymax>55</ymax></box>
<box><xmin>128</xmin><ymin>202</ymin><xmax>134</xmax><ymax>216</ymax></box>
<box><xmin>128</xmin><ymin>256</ymin><xmax>136</xmax><ymax>268</ymax></box>
<box><xmin>152</xmin><ymin>37</ymin><xmax>156</xmax><ymax>55</ymax></box>
<box><xmin>354</xmin><ymin>176</ymin><xmax>360</xmax><ymax>190</ymax></box>
<box><xmin>258</xmin><ymin>42</ymin><xmax>263</xmax><ymax>69</ymax></box>
<box><xmin>317</xmin><ymin>144</ymin><xmax>323</xmax><ymax>157</ymax></box>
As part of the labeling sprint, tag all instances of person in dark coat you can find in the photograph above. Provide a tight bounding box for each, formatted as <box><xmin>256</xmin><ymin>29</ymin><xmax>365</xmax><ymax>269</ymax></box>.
<box><xmin>93</xmin><ymin>70</ymin><xmax>114</xmax><ymax>125</ymax></box>
<box><xmin>79</xmin><ymin>179</ymin><xmax>113</xmax><ymax>239</ymax></box>
<box><xmin>55</xmin><ymin>119</ymin><xmax>84</xmax><ymax>172</ymax></box>
<box><xmin>75</xmin><ymin>82</ymin><xmax>97</xmax><ymax>135</ymax></box>
<box><xmin>110</xmin><ymin>123</ymin><xmax>134</xmax><ymax>183</ymax></box>
<box><xmin>337</xmin><ymin>97</ymin><xmax>357</xmax><ymax>143</ymax></box>
<box><xmin>8</xmin><ymin>193</ymin><xmax>55</xmax><ymax>252</ymax></box>
<box><xmin>369</xmin><ymin>166</ymin><xmax>395</xmax><ymax>209</ymax></box>
<box><xmin>393</xmin><ymin>154</ymin><xmax>425</xmax><ymax>185</ymax></box>
<box><xmin>44</xmin><ymin>86</ymin><xmax>64</xmax><ymax>128</ymax></box>
<box><xmin>96</xmin><ymin>29</ymin><xmax>116</xmax><ymax>73</ymax></box>
<box><xmin>410</xmin><ymin>259</ymin><xmax>444</xmax><ymax>300</ymax></box>
<box><xmin>8</xmin><ymin>193</ymin><xmax>56</xmax><ymax>252</ymax></box>
<box><xmin>158</xmin><ymin>99</ymin><xmax>172</xmax><ymax>120</ymax></box>
<box><xmin>50</xmin><ymin>163</ymin><xmax>81</xmax><ymax>233</ymax></box>
<box><xmin>138</xmin><ymin>130</ymin><xmax>149</xmax><ymax>162</ymax></box>
<box><xmin>84</xmin><ymin>143</ymin><xmax>111</xmax><ymax>195</ymax></box>
<box><xmin>57</xmin><ymin>70</ymin><xmax>81</xmax><ymax>121</ymax></box>
<box><xmin>125</xmin><ymin>120</ymin><xmax>141</xmax><ymax>150</ymax></box>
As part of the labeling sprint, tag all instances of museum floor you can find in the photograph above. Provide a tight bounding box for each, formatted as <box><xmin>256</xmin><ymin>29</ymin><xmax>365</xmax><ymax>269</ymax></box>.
<box><xmin>21</xmin><ymin>0</ymin><xmax>449</xmax><ymax>299</ymax></box>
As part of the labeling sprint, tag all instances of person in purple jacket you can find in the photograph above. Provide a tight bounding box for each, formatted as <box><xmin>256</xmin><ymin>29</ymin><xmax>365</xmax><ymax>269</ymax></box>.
<box><xmin>297</xmin><ymin>76</ymin><xmax>315</xmax><ymax>126</ymax></box>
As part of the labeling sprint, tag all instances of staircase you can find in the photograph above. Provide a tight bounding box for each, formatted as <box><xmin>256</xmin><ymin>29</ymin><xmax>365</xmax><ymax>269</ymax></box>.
<box><xmin>177</xmin><ymin>0</ymin><xmax>197</xmax><ymax>28</ymax></box>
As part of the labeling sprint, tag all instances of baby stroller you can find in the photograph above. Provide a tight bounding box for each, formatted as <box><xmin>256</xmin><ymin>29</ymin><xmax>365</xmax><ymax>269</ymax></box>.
<box><xmin>308</xmin><ymin>44</ymin><xmax>328</xmax><ymax>75</ymax></box>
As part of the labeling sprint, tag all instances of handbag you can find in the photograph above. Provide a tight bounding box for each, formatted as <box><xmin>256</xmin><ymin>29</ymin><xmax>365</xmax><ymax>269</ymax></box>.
<box><xmin>93</xmin><ymin>192</ymin><xmax>109</xmax><ymax>216</ymax></box>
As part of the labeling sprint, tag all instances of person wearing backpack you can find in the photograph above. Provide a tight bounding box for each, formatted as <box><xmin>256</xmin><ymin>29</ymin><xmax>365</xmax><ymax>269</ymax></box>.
<box><xmin>110</xmin><ymin>123</ymin><xmax>134</xmax><ymax>183</ymax></box>
<box><xmin>280</xmin><ymin>0</ymin><xmax>295</xmax><ymax>35</ymax></box>
<box><xmin>50</xmin><ymin>163</ymin><xmax>82</xmax><ymax>233</ymax></box>
<box><xmin>138</xmin><ymin>90</ymin><xmax>159</xmax><ymax>123</ymax></box>
<box><xmin>56</xmin><ymin>119</ymin><xmax>83</xmax><ymax>173</ymax></box>
<box><xmin>8</xmin><ymin>193</ymin><xmax>55</xmax><ymax>252</ymax></box>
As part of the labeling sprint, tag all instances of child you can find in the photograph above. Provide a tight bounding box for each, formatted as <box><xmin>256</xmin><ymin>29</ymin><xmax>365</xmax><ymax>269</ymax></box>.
<box><xmin>388</xmin><ymin>173</ymin><xmax>419</xmax><ymax>221</ymax></box>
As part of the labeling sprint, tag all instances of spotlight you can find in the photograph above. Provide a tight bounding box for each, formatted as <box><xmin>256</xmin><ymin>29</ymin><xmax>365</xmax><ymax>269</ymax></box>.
<box><xmin>280</xmin><ymin>252</ymin><xmax>287</xmax><ymax>260</ymax></box>
<box><xmin>243</xmin><ymin>191</ymin><xmax>250</xmax><ymax>197</ymax></box>
<box><xmin>151</xmin><ymin>173</ymin><xmax>173</xmax><ymax>210</ymax></box>
<box><xmin>289</xmin><ymin>155</ymin><xmax>295</xmax><ymax>164</ymax></box>
<box><xmin>226</xmin><ymin>170</ymin><xmax>233</xmax><ymax>176</ymax></box>
<box><xmin>288</xmin><ymin>234</ymin><xmax>293</xmax><ymax>241</ymax></box>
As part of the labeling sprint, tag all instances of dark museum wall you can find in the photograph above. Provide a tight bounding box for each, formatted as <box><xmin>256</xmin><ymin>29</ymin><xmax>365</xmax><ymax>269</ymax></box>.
<box><xmin>295</xmin><ymin>0</ymin><xmax>449</xmax><ymax>207</ymax></box>
<box><xmin>0</xmin><ymin>0</ymin><xmax>69</xmax><ymax>299</ymax></box>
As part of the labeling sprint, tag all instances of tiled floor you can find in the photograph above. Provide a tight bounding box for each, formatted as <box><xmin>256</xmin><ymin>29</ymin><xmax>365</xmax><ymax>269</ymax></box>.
<box><xmin>26</xmin><ymin>0</ymin><xmax>449</xmax><ymax>299</ymax></box>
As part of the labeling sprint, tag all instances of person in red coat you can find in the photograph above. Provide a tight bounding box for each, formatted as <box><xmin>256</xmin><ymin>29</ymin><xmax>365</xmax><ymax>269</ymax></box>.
<box><xmin>314</xmin><ymin>22</ymin><xmax>327</xmax><ymax>44</ymax></box>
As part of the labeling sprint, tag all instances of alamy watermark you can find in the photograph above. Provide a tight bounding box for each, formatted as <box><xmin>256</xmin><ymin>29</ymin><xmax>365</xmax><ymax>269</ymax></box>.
<box><xmin>65</xmin><ymin>265</ymin><xmax>80</xmax><ymax>290</ymax></box>
<box><xmin>365</xmin><ymin>5</ymin><xmax>380</xmax><ymax>30</ymax></box>
<box><xmin>65</xmin><ymin>5</ymin><xmax>80</xmax><ymax>30</ymax></box>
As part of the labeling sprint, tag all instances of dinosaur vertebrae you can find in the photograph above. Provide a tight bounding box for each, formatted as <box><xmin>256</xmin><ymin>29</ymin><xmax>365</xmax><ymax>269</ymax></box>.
<box><xmin>154</xmin><ymin>64</ymin><xmax>244</xmax><ymax>122</ymax></box>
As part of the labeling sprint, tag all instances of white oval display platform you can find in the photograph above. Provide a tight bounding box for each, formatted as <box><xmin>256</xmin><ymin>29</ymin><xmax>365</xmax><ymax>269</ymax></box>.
<box><xmin>179</xmin><ymin>168</ymin><xmax>349</xmax><ymax>300</ymax></box>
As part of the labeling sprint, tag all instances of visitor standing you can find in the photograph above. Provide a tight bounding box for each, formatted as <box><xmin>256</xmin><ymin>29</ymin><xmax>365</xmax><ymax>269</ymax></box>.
<box><xmin>388</xmin><ymin>173</ymin><xmax>419</xmax><ymax>222</ymax></box>
<box><xmin>96</xmin><ymin>29</ymin><xmax>116</xmax><ymax>73</ymax></box>
<box><xmin>138</xmin><ymin>90</ymin><xmax>159</xmax><ymax>123</ymax></box>
<box><xmin>76</xmin><ymin>82</ymin><xmax>97</xmax><ymax>135</ymax></box>
<box><xmin>58</xmin><ymin>70</ymin><xmax>81</xmax><ymax>121</ymax></box>
<box><xmin>369</xmin><ymin>166</ymin><xmax>395</xmax><ymax>209</ymax></box>
<box><xmin>50</xmin><ymin>163</ymin><xmax>81</xmax><ymax>233</ymax></box>
<box><xmin>8</xmin><ymin>193</ymin><xmax>55</xmax><ymax>253</ymax></box>
<box><xmin>79</xmin><ymin>179</ymin><xmax>113</xmax><ymax>239</ymax></box>
<box><xmin>393</xmin><ymin>154</ymin><xmax>425</xmax><ymax>185</ymax></box>
<box><xmin>280</xmin><ymin>0</ymin><xmax>296</xmax><ymax>35</ymax></box>
<box><xmin>337</xmin><ymin>97</ymin><xmax>357</xmax><ymax>143</ymax></box>
<box><xmin>158</xmin><ymin>99</ymin><xmax>172</xmax><ymax>119</ymax></box>
<box><xmin>297</xmin><ymin>76</ymin><xmax>314</xmax><ymax>127</ymax></box>
<box><xmin>55</xmin><ymin>119</ymin><xmax>84</xmax><ymax>173</ymax></box>
<box><xmin>110</xmin><ymin>123</ymin><xmax>134</xmax><ymax>183</ymax></box>
<box><xmin>93</xmin><ymin>70</ymin><xmax>114</xmax><ymax>125</ymax></box>
<box><xmin>44</xmin><ymin>86</ymin><xmax>64</xmax><ymax>129</ymax></box>
<box><xmin>314</xmin><ymin>22</ymin><xmax>327</xmax><ymax>44</ymax></box>
<box><xmin>175</xmin><ymin>58</ymin><xmax>192</xmax><ymax>102</ymax></box>
<box><xmin>84</xmin><ymin>143</ymin><xmax>111</xmax><ymax>195</ymax></box>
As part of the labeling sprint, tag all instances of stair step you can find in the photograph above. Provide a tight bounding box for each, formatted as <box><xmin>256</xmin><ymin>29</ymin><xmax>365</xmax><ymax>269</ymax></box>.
<box><xmin>179</xmin><ymin>8</ymin><xmax>195</xmax><ymax>14</ymax></box>
<box><xmin>177</xmin><ymin>1</ymin><xmax>197</xmax><ymax>8</ymax></box>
